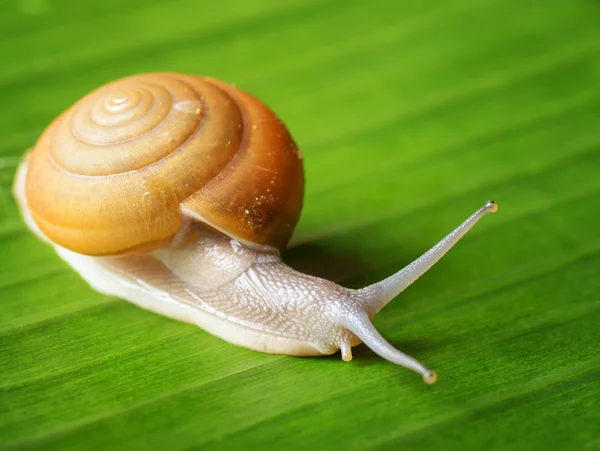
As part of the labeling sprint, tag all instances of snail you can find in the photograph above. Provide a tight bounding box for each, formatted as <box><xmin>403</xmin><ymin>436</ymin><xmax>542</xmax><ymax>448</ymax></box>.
<box><xmin>12</xmin><ymin>73</ymin><xmax>497</xmax><ymax>384</ymax></box>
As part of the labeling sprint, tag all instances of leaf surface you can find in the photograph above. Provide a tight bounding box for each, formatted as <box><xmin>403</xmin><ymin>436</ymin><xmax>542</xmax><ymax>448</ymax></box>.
<box><xmin>1</xmin><ymin>0</ymin><xmax>599</xmax><ymax>449</ymax></box>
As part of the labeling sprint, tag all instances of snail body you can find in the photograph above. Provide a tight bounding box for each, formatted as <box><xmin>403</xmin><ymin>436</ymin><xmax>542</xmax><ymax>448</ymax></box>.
<box><xmin>13</xmin><ymin>73</ymin><xmax>497</xmax><ymax>384</ymax></box>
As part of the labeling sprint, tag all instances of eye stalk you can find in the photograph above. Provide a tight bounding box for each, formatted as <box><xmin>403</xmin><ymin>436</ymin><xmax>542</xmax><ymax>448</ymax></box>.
<box><xmin>338</xmin><ymin>201</ymin><xmax>499</xmax><ymax>383</ymax></box>
<box><xmin>357</xmin><ymin>201</ymin><xmax>499</xmax><ymax>316</ymax></box>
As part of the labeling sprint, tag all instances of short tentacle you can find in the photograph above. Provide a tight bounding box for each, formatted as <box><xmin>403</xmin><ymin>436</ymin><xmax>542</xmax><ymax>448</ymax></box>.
<box><xmin>339</xmin><ymin>340</ymin><xmax>353</xmax><ymax>362</ymax></box>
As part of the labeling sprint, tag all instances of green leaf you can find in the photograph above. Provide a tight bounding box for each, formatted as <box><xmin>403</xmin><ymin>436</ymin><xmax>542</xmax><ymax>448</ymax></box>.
<box><xmin>1</xmin><ymin>0</ymin><xmax>599</xmax><ymax>449</ymax></box>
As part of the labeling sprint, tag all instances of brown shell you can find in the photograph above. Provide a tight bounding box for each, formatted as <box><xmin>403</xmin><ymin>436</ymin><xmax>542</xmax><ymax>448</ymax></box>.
<box><xmin>24</xmin><ymin>73</ymin><xmax>304</xmax><ymax>255</ymax></box>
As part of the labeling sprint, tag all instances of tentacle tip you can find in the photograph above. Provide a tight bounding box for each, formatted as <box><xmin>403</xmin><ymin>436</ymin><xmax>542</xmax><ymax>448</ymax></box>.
<box><xmin>485</xmin><ymin>200</ymin><xmax>498</xmax><ymax>213</ymax></box>
<box><xmin>423</xmin><ymin>370</ymin><xmax>437</xmax><ymax>385</ymax></box>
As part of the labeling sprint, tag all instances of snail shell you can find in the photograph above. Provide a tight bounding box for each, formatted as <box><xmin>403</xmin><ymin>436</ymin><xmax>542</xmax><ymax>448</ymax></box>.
<box><xmin>14</xmin><ymin>73</ymin><xmax>498</xmax><ymax>384</ymax></box>
<box><xmin>25</xmin><ymin>73</ymin><xmax>303</xmax><ymax>255</ymax></box>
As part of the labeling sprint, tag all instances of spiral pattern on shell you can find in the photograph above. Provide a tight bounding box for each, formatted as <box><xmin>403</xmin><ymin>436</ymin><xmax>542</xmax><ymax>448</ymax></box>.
<box><xmin>25</xmin><ymin>73</ymin><xmax>304</xmax><ymax>255</ymax></box>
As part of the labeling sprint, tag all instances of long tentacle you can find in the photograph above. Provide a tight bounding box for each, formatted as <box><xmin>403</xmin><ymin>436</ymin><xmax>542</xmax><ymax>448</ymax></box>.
<box><xmin>339</xmin><ymin>309</ymin><xmax>437</xmax><ymax>384</ymax></box>
<box><xmin>358</xmin><ymin>201</ymin><xmax>497</xmax><ymax>314</ymax></box>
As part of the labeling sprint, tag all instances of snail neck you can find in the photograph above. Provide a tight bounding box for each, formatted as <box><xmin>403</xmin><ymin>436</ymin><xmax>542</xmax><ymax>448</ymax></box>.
<box><xmin>153</xmin><ymin>226</ymin><xmax>281</xmax><ymax>293</ymax></box>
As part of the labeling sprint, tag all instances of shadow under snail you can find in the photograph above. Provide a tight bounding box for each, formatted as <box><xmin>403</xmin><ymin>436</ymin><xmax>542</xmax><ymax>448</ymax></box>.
<box><xmin>12</xmin><ymin>73</ymin><xmax>498</xmax><ymax>384</ymax></box>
